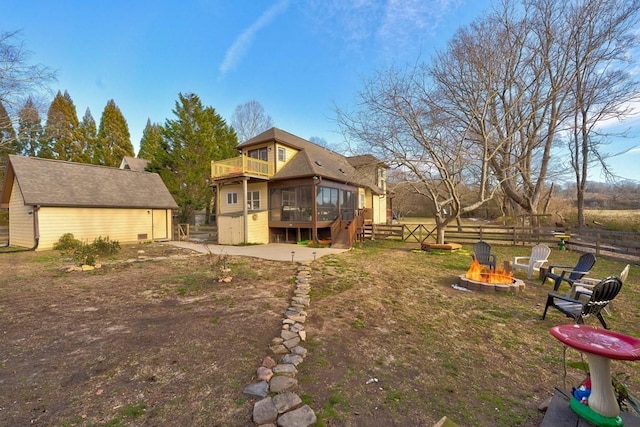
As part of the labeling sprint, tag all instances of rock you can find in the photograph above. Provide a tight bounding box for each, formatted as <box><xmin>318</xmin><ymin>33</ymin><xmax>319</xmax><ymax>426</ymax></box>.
<box><xmin>271</xmin><ymin>337</ymin><xmax>284</xmax><ymax>346</ymax></box>
<box><xmin>276</xmin><ymin>405</ymin><xmax>316</xmax><ymax>427</ymax></box>
<box><xmin>253</xmin><ymin>397</ymin><xmax>278</xmax><ymax>424</ymax></box>
<box><xmin>290</xmin><ymin>346</ymin><xmax>307</xmax><ymax>357</ymax></box>
<box><xmin>94</xmin><ymin>263</ymin><xmax>102</xmax><ymax>269</ymax></box>
<box><xmin>257</xmin><ymin>366</ymin><xmax>273</xmax><ymax>381</ymax></box>
<box><xmin>298</xmin><ymin>330</ymin><xmax>307</xmax><ymax>341</ymax></box>
<box><xmin>538</xmin><ymin>396</ymin><xmax>552</xmax><ymax>411</ymax></box>
<box><xmin>243</xmin><ymin>381</ymin><xmax>269</xmax><ymax>398</ymax></box>
<box><xmin>66</xmin><ymin>266</ymin><xmax>83</xmax><ymax>272</ymax></box>
<box><xmin>270</xmin><ymin>344</ymin><xmax>289</xmax><ymax>355</ymax></box>
<box><xmin>290</xmin><ymin>323</ymin><xmax>304</xmax><ymax>333</ymax></box>
<box><xmin>269</xmin><ymin>376</ymin><xmax>298</xmax><ymax>393</ymax></box>
<box><xmin>292</xmin><ymin>296</ymin><xmax>310</xmax><ymax>306</ymax></box>
<box><xmin>284</xmin><ymin>307</ymin><xmax>302</xmax><ymax>316</ymax></box>
<box><xmin>281</xmin><ymin>354</ymin><xmax>303</xmax><ymax>366</ymax></box>
<box><xmin>272</xmin><ymin>391</ymin><xmax>302</xmax><ymax>413</ymax></box>
<box><xmin>81</xmin><ymin>264</ymin><xmax>95</xmax><ymax>271</ymax></box>
<box><xmin>273</xmin><ymin>364</ymin><xmax>298</xmax><ymax>377</ymax></box>
<box><xmin>262</xmin><ymin>356</ymin><xmax>277</xmax><ymax>368</ymax></box>
<box><xmin>282</xmin><ymin>319</ymin><xmax>295</xmax><ymax>325</ymax></box>
<box><xmin>283</xmin><ymin>337</ymin><xmax>301</xmax><ymax>349</ymax></box>
<box><xmin>281</xmin><ymin>330</ymin><xmax>298</xmax><ymax>340</ymax></box>
<box><xmin>286</xmin><ymin>314</ymin><xmax>306</xmax><ymax>323</ymax></box>
<box><xmin>137</xmin><ymin>250</ymin><xmax>145</xmax><ymax>254</ymax></box>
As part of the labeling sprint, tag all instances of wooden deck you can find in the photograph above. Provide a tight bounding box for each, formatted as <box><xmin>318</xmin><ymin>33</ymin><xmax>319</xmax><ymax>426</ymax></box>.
<box><xmin>541</xmin><ymin>388</ymin><xmax>640</xmax><ymax>426</ymax></box>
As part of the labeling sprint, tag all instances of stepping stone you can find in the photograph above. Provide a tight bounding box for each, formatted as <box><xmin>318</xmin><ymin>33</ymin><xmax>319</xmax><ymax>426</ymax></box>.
<box><xmin>272</xmin><ymin>391</ymin><xmax>302</xmax><ymax>414</ymax></box>
<box><xmin>277</xmin><ymin>405</ymin><xmax>317</xmax><ymax>427</ymax></box>
<box><xmin>253</xmin><ymin>397</ymin><xmax>277</xmax><ymax>424</ymax></box>
<box><xmin>243</xmin><ymin>381</ymin><xmax>269</xmax><ymax>398</ymax></box>
<box><xmin>269</xmin><ymin>375</ymin><xmax>298</xmax><ymax>393</ymax></box>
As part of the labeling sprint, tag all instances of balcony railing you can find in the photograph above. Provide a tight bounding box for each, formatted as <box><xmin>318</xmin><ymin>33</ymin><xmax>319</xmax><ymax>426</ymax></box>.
<box><xmin>211</xmin><ymin>156</ymin><xmax>273</xmax><ymax>179</ymax></box>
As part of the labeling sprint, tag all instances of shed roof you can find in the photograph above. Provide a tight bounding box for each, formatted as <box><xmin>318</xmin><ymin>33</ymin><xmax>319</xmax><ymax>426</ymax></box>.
<box><xmin>1</xmin><ymin>155</ymin><xmax>178</xmax><ymax>209</ymax></box>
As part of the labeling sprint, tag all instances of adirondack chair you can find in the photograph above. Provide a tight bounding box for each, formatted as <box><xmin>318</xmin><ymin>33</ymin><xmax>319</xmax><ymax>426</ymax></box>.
<box><xmin>471</xmin><ymin>241</ymin><xmax>496</xmax><ymax>271</ymax></box>
<box><xmin>570</xmin><ymin>264</ymin><xmax>630</xmax><ymax>315</ymax></box>
<box><xmin>541</xmin><ymin>252</ymin><xmax>596</xmax><ymax>292</ymax></box>
<box><xmin>541</xmin><ymin>276</ymin><xmax>622</xmax><ymax>329</ymax></box>
<box><xmin>512</xmin><ymin>244</ymin><xmax>551</xmax><ymax>279</ymax></box>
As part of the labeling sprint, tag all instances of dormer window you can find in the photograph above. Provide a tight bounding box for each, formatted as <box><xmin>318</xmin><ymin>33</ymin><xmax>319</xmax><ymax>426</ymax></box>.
<box><xmin>277</xmin><ymin>147</ymin><xmax>286</xmax><ymax>162</ymax></box>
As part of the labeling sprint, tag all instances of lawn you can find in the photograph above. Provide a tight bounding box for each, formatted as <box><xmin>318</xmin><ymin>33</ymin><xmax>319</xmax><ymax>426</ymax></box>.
<box><xmin>0</xmin><ymin>240</ymin><xmax>638</xmax><ymax>426</ymax></box>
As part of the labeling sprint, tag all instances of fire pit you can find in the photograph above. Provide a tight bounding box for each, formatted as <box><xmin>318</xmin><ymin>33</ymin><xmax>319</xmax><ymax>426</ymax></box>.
<box><xmin>457</xmin><ymin>259</ymin><xmax>525</xmax><ymax>293</ymax></box>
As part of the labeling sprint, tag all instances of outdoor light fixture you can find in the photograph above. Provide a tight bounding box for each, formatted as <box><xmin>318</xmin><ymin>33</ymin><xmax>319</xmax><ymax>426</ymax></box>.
<box><xmin>291</xmin><ymin>251</ymin><xmax>295</xmax><ymax>263</ymax></box>
<box><xmin>312</xmin><ymin>251</ymin><xmax>317</xmax><ymax>261</ymax></box>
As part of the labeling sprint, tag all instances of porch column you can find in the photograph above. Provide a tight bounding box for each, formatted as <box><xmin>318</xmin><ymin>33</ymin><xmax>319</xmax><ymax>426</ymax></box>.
<box><xmin>243</xmin><ymin>178</ymin><xmax>248</xmax><ymax>243</ymax></box>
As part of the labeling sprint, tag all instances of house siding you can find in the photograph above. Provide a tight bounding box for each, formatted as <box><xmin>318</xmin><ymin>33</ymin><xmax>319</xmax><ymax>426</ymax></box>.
<box><xmin>36</xmin><ymin>207</ymin><xmax>155</xmax><ymax>250</ymax></box>
<box><xmin>274</xmin><ymin>144</ymin><xmax>299</xmax><ymax>173</ymax></box>
<box><xmin>247</xmin><ymin>182</ymin><xmax>269</xmax><ymax>243</ymax></box>
<box><xmin>9</xmin><ymin>177</ymin><xmax>35</xmax><ymax>248</ymax></box>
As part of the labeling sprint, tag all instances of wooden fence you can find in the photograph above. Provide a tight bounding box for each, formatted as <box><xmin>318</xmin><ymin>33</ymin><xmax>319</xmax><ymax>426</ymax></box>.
<box><xmin>371</xmin><ymin>223</ymin><xmax>640</xmax><ymax>263</ymax></box>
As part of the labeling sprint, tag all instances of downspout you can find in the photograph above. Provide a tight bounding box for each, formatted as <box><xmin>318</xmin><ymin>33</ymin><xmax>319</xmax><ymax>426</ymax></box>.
<box><xmin>0</xmin><ymin>205</ymin><xmax>39</xmax><ymax>252</ymax></box>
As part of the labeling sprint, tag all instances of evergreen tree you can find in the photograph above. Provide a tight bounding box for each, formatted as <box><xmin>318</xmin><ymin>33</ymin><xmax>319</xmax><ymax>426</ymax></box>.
<box><xmin>0</xmin><ymin>100</ymin><xmax>16</xmax><ymax>153</ymax></box>
<box><xmin>95</xmin><ymin>99</ymin><xmax>133</xmax><ymax>166</ymax></box>
<box><xmin>43</xmin><ymin>90</ymin><xmax>81</xmax><ymax>160</ymax></box>
<box><xmin>137</xmin><ymin>118</ymin><xmax>163</xmax><ymax>161</ymax></box>
<box><xmin>78</xmin><ymin>107</ymin><xmax>97</xmax><ymax>163</ymax></box>
<box><xmin>148</xmin><ymin>92</ymin><xmax>237</xmax><ymax>223</ymax></box>
<box><xmin>17</xmin><ymin>97</ymin><xmax>43</xmax><ymax>156</ymax></box>
<box><xmin>0</xmin><ymin>100</ymin><xmax>17</xmax><ymax>182</ymax></box>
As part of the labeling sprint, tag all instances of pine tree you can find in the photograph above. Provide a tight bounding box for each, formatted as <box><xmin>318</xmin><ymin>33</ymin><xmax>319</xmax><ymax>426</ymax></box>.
<box><xmin>0</xmin><ymin>100</ymin><xmax>17</xmax><ymax>183</ymax></box>
<box><xmin>137</xmin><ymin>118</ymin><xmax>163</xmax><ymax>161</ymax></box>
<box><xmin>78</xmin><ymin>108</ymin><xmax>97</xmax><ymax>163</ymax></box>
<box><xmin>95</xmin><ymin>99</ymin><xmax>133</xmax><ymax>166</ymax></box>
<box><xmin>0</xmin><ymin>100</ymin><xmax>16</xmax><ymax>153</ymax></box>
<box><xmin>17</xmin><ymin>97</ymin><xmax>43</xmax><ymax>156</ymax></box>
<box><xmin>148</xmin><ymin>93</ymin><xmax>237</xmax><ymax>223</ymax></box>
<box><xmin>43</xmin><ymin>90</ymin><xmax>81</xmax><ymax>161</ymax></box>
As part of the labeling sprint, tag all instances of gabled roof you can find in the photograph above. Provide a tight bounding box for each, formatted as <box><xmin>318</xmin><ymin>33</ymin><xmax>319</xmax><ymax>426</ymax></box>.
<box><xmin>238</xmin><ymin>127</ymin><xmax>385</xmax><ymax>193</ymax></box>
<box><xmin>1</xmin><ymin>155</ymin><xmax>178</xmax><ymax>209</ymax></box>
<box><xmin>119</xmin><ymin>156</ymin><xmax>150</xmax><ymax>172</ymax></box>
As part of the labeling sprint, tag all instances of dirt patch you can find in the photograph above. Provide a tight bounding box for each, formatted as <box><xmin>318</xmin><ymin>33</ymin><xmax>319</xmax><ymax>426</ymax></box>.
<box><xmin>1</xmin><ymin>241</ymin><xmax>639</xmax><ymax>426</ymax></box>
<box><xmin>0</xmin><ymin>243</ymin><xmax>295</xmax><ymax>426</ymax></box>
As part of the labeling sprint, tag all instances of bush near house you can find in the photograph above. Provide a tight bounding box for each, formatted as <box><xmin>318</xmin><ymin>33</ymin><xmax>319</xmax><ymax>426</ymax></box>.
<box><xmin>53</xmin><ymin>233</ymin><xmax>121</xmax><ymax>266</ymax></box>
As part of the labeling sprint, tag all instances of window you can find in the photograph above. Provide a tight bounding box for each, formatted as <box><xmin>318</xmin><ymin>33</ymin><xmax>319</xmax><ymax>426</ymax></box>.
<box><xmin>248</xmin><ymin>148</ymin><xmax>268</xmax><ymax>161</ymax></box>
<box><xmin>227</xmin><ymin>192</ymin><xmax>238</xmax><ymax>205</ymax></box>
<box><xmin>248</xmin><ymin>190</ymin><xmax>260</xmax><ymax>210</ymax></box>
<box><xmin>277</xmin><ymin>147</ymin><xmax>286</xmax><ymax>162</ymax></box>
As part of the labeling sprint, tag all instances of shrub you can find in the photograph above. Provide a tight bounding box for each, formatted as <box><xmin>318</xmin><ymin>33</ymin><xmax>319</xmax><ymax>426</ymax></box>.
<box><xmin>53</xmin><ymin>233</ymin><xmax>81</xmax><ymax>254</ymax></box>
<box><xmin>54</xmin><ymin>233</ymin><xmax>121</xmax><ymax>266</ymax></box>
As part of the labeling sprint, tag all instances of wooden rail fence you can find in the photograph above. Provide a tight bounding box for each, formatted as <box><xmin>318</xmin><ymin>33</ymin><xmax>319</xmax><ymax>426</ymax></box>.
<box><xmin>370</xmin><ymin>223</ymin><xmax>640</xmax><ymax>263</ymax></box>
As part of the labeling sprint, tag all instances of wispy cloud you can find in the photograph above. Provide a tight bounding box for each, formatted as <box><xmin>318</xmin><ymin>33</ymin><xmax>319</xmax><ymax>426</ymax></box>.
<box><xmin>302</xmin><ymin>0</ymin><xmax>462</xmax><ymax>59</ymax></box>
<box><xmin>219</xmin><ymin>0</ymin><xmax>290</xmax><ymax>76</ymax></box>
<box><xmin>377</xmin><ymin>0</ymin><xmax>462</xmax><ymax>56</ymax></box>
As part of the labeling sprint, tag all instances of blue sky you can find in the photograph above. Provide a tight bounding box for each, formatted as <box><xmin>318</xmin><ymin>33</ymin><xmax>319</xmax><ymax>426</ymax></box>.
<box><xmin>4</xmin><ymin>0</ymin><xmax>640</xmax><ymax>182</ymax></box>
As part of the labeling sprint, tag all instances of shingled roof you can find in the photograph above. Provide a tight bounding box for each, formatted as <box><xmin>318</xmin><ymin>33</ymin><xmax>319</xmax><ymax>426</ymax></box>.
<box><xmin>239</xmin><ymin>128</ymin><xmax>385</xmax><ymax>194</ymax></box>
<box><xmin>1</xmin><ymin>155</ymin><xmax>178</xmax><ymax>209</ymax></box>
<box><xmin>119</xmin><ymin>156</ymin><xmax>150</xmax><ymax>172</ymax></box>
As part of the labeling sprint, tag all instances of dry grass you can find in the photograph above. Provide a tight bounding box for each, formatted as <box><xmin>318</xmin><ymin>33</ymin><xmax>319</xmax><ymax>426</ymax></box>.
<box><xmin>0</xmin><ymin>241</ymin><xmax>638</xmax><ymax>426</ymax></box>
<box><xmin>299</xmin><ymin>240</ymin><xmax>640</xmax><ymax>426</ymax></box>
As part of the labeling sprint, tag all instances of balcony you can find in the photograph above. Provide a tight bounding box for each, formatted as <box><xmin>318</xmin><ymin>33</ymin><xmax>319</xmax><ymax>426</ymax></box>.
<box><xmin>211</xmin><ymin>156</ymin><xmax>273</xmax><ymax>180</ymax></box>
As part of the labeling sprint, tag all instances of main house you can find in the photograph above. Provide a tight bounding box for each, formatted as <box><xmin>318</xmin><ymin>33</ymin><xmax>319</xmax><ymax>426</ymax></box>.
<box><xmin>210</xmin><ymin>127</ymin><xmax>389</xmax><ymax>248</ymax></box>
<box><xmin>1</xmin><ymin>155</ymin><xmax>178</xmax><ymax>250</ymax></box>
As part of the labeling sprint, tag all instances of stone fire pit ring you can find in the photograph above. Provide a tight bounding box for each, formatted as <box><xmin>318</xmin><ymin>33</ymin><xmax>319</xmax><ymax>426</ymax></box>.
<box><xmin>457</xmin><ymin>274</ymin><xmax>526</xmax><ymax>293</ymax></box>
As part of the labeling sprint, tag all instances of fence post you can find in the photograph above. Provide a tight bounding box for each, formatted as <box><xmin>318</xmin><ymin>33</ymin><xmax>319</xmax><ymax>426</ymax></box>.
<box><xmin>596</xmin><ymin>231</ymin><xmax>601</xmax><ymax>255</ymax></box>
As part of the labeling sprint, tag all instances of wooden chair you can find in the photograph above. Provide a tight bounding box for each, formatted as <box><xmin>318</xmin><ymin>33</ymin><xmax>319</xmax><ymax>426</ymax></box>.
<box><xmin>471</xmin><ymin>241</ymin><xmax>496</xmax><ymax>271</ymax></box>
<box><xmin>512</xmin><ymin>244</ymin><xmax>551</xmax><ymax>279</ymax></box>
<box><xmin>541</xmin><ymin>276</ymin><xmax>622</xmax><ymax>329</ymax></box>
<box><xmin>541</xmin><ymin>252</ymin><xmax>596</xmax><ymax>292</ymax></box>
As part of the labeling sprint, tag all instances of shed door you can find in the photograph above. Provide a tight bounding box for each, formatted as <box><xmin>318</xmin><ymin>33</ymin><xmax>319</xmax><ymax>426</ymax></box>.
<box><xmin>152</xmin><ymin>209</ymin><xmax>168</xmax><ymax>240</ymax></box>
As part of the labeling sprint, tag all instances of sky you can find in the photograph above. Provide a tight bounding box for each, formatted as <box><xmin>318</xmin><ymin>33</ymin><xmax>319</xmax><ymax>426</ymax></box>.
<box><xmin>4</xmin><ymin>0</ymin><xmax>640</xmax><ymax>182</ymax></box>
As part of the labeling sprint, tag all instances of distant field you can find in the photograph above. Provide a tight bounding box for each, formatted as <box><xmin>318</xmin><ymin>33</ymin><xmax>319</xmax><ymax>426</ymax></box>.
<box><xmin>586</xmin><ymin>209</ymin><xmax>640</xmax><ymax>218</ymax></box>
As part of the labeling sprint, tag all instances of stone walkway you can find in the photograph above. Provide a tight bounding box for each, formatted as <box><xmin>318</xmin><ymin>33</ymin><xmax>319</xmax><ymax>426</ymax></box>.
<box><xmin>242</xmin><ymin>262</ymin><xmax>317</xmax><ymax>426</ymax></box>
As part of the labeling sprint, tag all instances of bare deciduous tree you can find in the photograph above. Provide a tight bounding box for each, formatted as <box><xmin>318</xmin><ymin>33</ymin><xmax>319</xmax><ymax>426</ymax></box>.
<box><xmin>337</xmin><ymin>65</ymin><xmax>500</xmax><ymax>243</ymax></box>
<box><xmin>0</xmin><ymin>31</ymin><xmax>55</xmax><ymax>109</ymax></box>
<box><xmin>230</xmin><ymin>100</ymin><xmax>273</xmax><ymax>143</ymax></box>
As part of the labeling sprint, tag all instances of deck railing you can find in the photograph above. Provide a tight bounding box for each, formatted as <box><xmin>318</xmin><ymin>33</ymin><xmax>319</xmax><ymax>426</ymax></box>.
<box><xmin>211</xmin><ymin>156</ymin><xmax>273</xmax><ymax>179</ymax></box>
